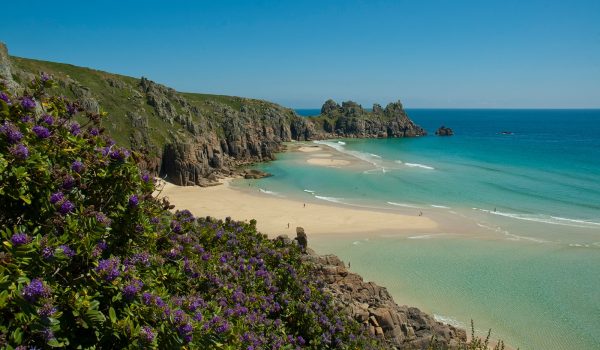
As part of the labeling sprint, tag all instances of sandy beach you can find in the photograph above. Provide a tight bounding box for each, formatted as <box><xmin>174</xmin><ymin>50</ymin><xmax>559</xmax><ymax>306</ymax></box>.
<box><xmin>158</xmin><ymin>178</ymin><xmax>438</xmax><ymax>238</ymax></box>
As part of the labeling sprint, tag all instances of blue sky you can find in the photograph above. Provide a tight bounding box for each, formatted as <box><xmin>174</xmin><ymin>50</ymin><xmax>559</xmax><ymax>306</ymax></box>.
<box><xmin>2</xmin><ymin>0</ymin><xmax>599</xmax><ymax>108</ymax></box>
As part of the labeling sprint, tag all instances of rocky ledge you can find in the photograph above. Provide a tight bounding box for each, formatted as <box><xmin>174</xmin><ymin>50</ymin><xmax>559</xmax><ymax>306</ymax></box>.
<box><xmin>279</xmin><ymin>230</ymin><xmax>467</xmax><ymax>349</ymax></box>
<box><xmin>435</xmin><ymin>126</ymin><xmax>454</xmax><ymax>136</ymax></box>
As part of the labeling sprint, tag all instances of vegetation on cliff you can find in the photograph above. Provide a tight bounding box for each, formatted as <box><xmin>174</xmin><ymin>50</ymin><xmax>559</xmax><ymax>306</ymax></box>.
<box><xmin>0</xmin><ymin>76</ymin><xmax>381</xmax><ymax>349</ymax></box>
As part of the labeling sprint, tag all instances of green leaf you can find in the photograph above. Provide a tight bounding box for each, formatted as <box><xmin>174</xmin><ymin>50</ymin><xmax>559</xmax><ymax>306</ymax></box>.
<box><xmin>19</xmin><ymin>194</ymin><xmax>31</xmax><ymax>205</ymax></box>
<box><xmin>109</xmin><ymin>307</ymin><xmax>117</xmax><ymax>324</ymax></box>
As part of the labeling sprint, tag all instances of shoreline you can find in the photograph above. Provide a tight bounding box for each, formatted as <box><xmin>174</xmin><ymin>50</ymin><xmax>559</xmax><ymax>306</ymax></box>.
<box><xmin>158</xmin><ymin>177</ymin><xmax>441</xmax><ymax>238</ymax></box>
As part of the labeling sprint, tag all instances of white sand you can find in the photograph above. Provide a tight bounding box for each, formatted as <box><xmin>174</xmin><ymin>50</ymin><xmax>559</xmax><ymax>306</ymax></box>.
<box><xmin>298</xmin><ymin>146</ymin><xmax>322</xmax><ymax>152</ymax></box>
<box><xmin>306</xmin><ymin>158</ymin><xmax>351</xmax><ymax>166</ymax></box>
<box><xmin>158</xmin><ymin>179</ymin><xmax>438</xmax><ymax>238</ymax></box>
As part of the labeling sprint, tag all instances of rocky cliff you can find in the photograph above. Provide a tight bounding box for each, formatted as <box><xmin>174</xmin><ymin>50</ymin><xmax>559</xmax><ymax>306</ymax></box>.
<box><xmin>1</xmin><ymin>42</ymin><xmax>426</xmax><ymax>186</ymax></box>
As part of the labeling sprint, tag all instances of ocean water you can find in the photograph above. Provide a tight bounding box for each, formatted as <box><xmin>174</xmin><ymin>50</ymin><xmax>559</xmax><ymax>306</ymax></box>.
<box><xmin>242</xmin><ymin>109</ymin><xmax>600</xmax><ymax>349</ymax></box>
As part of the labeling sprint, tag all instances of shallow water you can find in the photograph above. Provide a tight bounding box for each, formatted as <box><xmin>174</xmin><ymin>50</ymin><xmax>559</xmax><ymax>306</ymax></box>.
<box><xmin>246</xmin><ymin>109</ymin><xmax>600</xmax><ymax>349</ymax></box>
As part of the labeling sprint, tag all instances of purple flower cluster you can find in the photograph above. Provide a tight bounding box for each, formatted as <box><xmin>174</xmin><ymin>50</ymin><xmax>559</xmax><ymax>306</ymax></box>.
<box><xmin>20</xmin><ymin>96</ymin><xmax>36</xmax><ymax>110</ymax></box>
<box><xmin>59</xmin><ymin>200</ymin><xmax>75</xmax><ymax>215</ymax></box>
<box><xmin>59</xmin><ymin>245</ymin><xmax>75</xmax><ymax>258</ymax></box>
<box><xmin>95</xmin><ymin>212</ymin><xmax>111</xmax><ymax>227</ymax></box>
<box><xmin>139</xmin><ymin>326</ymin><xmax>155</xmax><ymax>343</ymax></box>
<box><xmin>32</xmin><ymin>125</ymin><xmax>51</xmax><ymax>139</ymax></box>
<box><xmin>11</xmin><ymin>233</ymin><xmax>31</xmax><ymax>246</ymax></box>
<box><xmin>38</xmin><ymin>303</ymin><xmax>58</xmax><ymax>317</ymax></box>
<box><xmin>69</xmin><ymin>122</ymin><xmax>81</xmax><ymax>136</ymax></box>
<box><xmin>22</xmin><ymin>278</ymin><xmax>50</xmax><ymax>302</ymax></box>
<box><xmin>123</xmin><ymin>279</ymin><xmax>144</xmax><ymax>299</ymax></box>
<box><xmin>109</xmin><ymin>147</ymin><xmax>130</xmax><ymax>161</ymax></box>
<box><xmin>49</xmin><ymin>191</ymin><xmax>75</xmax><ymax>215</ymax></box>
<box><xmin>1</xmin><ymin>122</ymin><xmax>23</xmax><ymax>143</ymax></box>
<box><xmin>128</xmin><ymin>194</ymin><xmax>139</xmax><ymax>207</ymax></box>
<box><xmin>41</xmin><ymin>114</ymin><xmax>54</xmax><ymax>125</ymax></box>
<box><xmin>9</xmin><ymin>143</ymin><xmax>29</xmax><ymax>159</ymax></box>
<box><xmin>49</xmin><ymin>192</ymin><xmax>64</xmax><ymax>204</ymax></box>
<box><xmin>0</xmin><ymin>91</ymin><xmax>10</xmax><ymax>104</ymax></box>
<box><xmin>95</xmin><ymin>257</ymin><xmax>121</xmax><ymax>281</ymax></box>
<box><xmin>71</xmin><ymin>160</ymin><xmax>84</xmax><ymax>173</ymax></box>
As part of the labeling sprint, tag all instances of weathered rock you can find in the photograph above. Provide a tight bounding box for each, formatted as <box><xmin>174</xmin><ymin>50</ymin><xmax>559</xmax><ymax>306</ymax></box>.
<box><xmin>435</xmin><ymin>126</ymin><xmax>454</xmax><ymax>136</ymax></box>
<box><xmin>243</xmin><ymin>169</ymin><xmax>272</xmax><ymax>179</ymax></box>
<box><xmin>307</xmin><ymin>250</ymin><xmax>467</xmax><ymax>349</ymax></box>
<box><xmin>0</xmin><ymin>42</ymin><xmax>19</xmax><ymax>93</ymax></box>
<box><xmin>295</xmin><ymin>227</ymin><xmax>307</xmax><ymax>252</ymax></box>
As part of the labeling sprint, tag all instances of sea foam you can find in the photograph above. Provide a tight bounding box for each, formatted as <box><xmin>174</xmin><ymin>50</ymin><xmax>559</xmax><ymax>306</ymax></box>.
<box><xmin>404</xmin><ymin>162</ymin><xmax>435</xmax><ymax>170</ymax></box>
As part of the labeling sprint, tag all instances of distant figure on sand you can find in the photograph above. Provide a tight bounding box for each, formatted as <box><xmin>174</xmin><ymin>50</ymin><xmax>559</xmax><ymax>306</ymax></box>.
<box><xmin>419</xmin><ymin>211</ymin><xmax>423</xmax><ymax>216</ymax></box>
<box><xmin>303</xmin><ymin>203</ymin><xmax>305</xmax><ymax>208</ymax></box>
<box><xmin>287</xmin><ymin>223</ymin><xmax>290</xmax><ymax>229</ymax></box>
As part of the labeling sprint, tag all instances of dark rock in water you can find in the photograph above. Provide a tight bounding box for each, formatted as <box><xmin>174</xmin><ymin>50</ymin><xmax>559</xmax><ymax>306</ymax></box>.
<box><xmin>242</xmin><ymin>169</ymin><xmax>272</xmax><ymax>179</ymax></box>
<box><xmin>435</xmin><ymin>126</ymin><xmax>454</xmax><ymax>136</ymax></box>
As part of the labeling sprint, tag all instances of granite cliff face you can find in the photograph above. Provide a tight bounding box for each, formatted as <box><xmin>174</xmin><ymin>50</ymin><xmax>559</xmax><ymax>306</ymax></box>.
<box><xmin>2</xmin><ymin>42</ymin><xmax>426</xmax><ymax>186</ymax></box>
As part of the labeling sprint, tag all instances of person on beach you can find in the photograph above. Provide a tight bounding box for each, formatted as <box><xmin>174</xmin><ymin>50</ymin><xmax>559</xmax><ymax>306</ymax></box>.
<box><xmin>419</xmin><ymin>211</ymin><xmax>423</xmax><ymax>216</ymax></box>
<box><xmin>287</xmin><ymin>223</ymin><xmax>290</xmax><ymax>229</ymax></box>
<box><xmin>303</xmin><ymin>203</ymin><xmax>305</xmax><ymax>208</ymax></box>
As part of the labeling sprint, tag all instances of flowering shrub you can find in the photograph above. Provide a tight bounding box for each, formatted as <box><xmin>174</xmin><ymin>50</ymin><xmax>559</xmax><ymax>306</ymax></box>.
<box><xmin>0</xmin><ymin>76</ymin><xmax>381</xmax><ymax>349</ymax></box>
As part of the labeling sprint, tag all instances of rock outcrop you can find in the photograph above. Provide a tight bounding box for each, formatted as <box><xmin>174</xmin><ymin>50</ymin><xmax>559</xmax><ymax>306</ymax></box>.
<box><xmin>435</xmin><ymin>126</ymin><xmax>454</xmax><ymax>136</ymax></box>
<box><xmin>319</xmin><ymin>99</ymin><xmax>427</xmax><ymax>138</ymax></box>
<box><xmin>0</xmin><ymin>43</ymin><xmax>19</xmax><ymax>93</ymax></box>
<box><xmin>307</xmin><ymin>253</ymin><xmax>466</xmax><ymax>349</ymax></box>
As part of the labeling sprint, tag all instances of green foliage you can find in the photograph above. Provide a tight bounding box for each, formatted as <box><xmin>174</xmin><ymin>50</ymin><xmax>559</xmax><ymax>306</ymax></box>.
<box><xmin>0</xmin><ymin>76</ymin><xmax>381</xmax><ymax>349</ymax></box>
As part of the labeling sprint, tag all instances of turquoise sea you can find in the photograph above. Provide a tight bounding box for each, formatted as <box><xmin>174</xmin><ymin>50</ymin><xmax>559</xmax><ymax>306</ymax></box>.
<box><xmin>242</xmin><ymin>109</ymin><xmax>600</xmax><ymax>349</ymax></box>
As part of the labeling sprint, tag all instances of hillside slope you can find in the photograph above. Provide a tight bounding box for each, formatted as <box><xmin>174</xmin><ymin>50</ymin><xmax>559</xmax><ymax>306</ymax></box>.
<box><xmin>1</xmin><ymin>42</ymin><xmax>425</xmax><ymax>186</ymax></box>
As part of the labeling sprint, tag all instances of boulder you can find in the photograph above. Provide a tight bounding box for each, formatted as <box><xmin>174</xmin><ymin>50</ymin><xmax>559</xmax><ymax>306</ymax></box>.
<box><xmin>435</xmin><ymin>126</ymin><xmax>454</xmax><ymax>136</ymax></box>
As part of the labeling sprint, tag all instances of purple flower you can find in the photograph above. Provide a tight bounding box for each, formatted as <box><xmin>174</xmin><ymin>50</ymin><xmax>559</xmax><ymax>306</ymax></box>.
<box><xmin>89</xmin><ymin>128</ymin><xmax>100</xmax><ymax>136</ymax></box>
<box><xmin>33</xmin><ymin>125</ymin><xmax>51</xmax><ymax>139</ymax></box>
<box><xmin>22</xmin><ymin>278</ymin><xmax>50</xmax><ymax>302</ymax></box>
<box><xmin>95</xmin><ymin>212</ymin><xmax>111</xmax><ymax>227</ymax></box>
<box><xmin>150</xmin><ymin>217</ymin><xmax>160</xmax><ymax>224</ymax></box>
<box><xmin>11</xmin><ymin>233</ymin><xmax>31</xmax><ymax>246</ymax></box>
<box><xmin>142</xmin><ymin>172</ymin><xmax>150</xmax><ymax>182</ymax></box>
<box><xmin>41</xmin><ymin>114</ymin><xmax>54</xmax><ymax>125</ymax></box>
<box><xmin>66</xmin><ymin>103</ymin><xmax>77</xmax><ymax>115</ymax></box>
<box><xmin>95</xmin><ymin>257</ymin><xmax>121</xmax><ymax>281</ymax></box>
<box><xmin>69</xmin><ymin>122</ymin><xmax>81</xmax><ymax>136</ymax></box>
<box><xmin>10</xmin><ymin>143</ymin><xmax>29</xmax><ymax>159</ymax></box>
<box><xmin>109</xmin><ymin>147</ymin><xmax>130</xmax><ymax>161</ymax></box>
<box><xmin>62</xmin><ymin>175</ymin><xmax>76</xmax><ymax>190</ymax></box>
<box><xmin>40</xmin><ymin>72</ymin><xmax>51</xmax><ymax>82</ymax></box>
<box><xmin>0</xmin><ymin>122</ymin><xmax>23</xmax><ymax>143</ymax></box>
<box><xmin>128</xmin><ymin>195</ymin><xmax>139</xmax><ymax>207</ymax></box>
<box><xmin>21</xmin><ymin>96</ymin><xmax>36</xmax><ymax>110</ymax></box>
<box><xmin>139</xmin><ymin>326</ymin><xmax>155</xmax><ymax>343</ymax></box>
<box><xmin>38</xmin><ymin>303</ymin><xmax>58</xmax><ymax>317</ymax></box>
<box><xmin>0</xmin><ymin>91</ymin><xmax>9</xmax><ymax>103</ymax></box>
<box><xmin>71</xmin><ymin>160</ymin><xmax>84</xmax><ymax>173</ymax></box>
<box><xmin>123</xmin><ymin>279</ymin><xmax>144</xmax><ymax>299</ymax></box>
<box><xmin>21</xmin><ymin>115</ymin><xmax>33</xmax><ymax>123</ymax></box>
<box><xmin>59</xmin><ymin>200</ymin><xmax>75</xmax><ymax>215</ymax></box>
<box><xmin>170</xmin><ymin>220</ymin><xmax>181</xmax><ymax>233</ymax></box>
<box><xmin>216</xmin><ymin>321</ymin><xmax>230</xmax><ymax>334</ymax></box>
<box><xmin>59</xmin><ymin>245</ymin><xmax>75</xmax><ymax>258</ymax></box>
<box><xmin>42</xmin><ymin>246</ymin><xmax>54</xmax><ymax>259</ymax></box>
<box><xmin>49</xmin><ymin>192</ymin><xmax>64</xmax><ymax>204</ymax></box>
